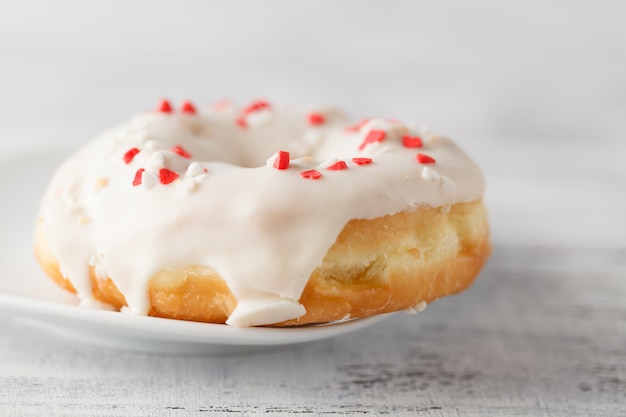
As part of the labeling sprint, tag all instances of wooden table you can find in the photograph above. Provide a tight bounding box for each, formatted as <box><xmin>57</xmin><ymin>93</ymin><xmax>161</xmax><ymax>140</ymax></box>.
<box><xmin>1</xmin><ymin>244</ymin><xmax>624</xmax><ymax>416</ymax></box>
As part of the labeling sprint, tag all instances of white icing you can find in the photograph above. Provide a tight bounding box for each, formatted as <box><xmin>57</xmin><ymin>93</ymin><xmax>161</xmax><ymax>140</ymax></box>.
<box><xmin>38</xmin><ymin>102</ymin><xmax>484</xmax><ymax>327</ymax></box>
<box><xmin>421</xmin><ymin>166</ymin><xmax>441</xmax><ymax>181</ymax></box>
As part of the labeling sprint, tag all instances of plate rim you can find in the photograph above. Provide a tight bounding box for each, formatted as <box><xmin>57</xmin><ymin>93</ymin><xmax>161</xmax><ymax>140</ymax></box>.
<box><xmin>0</xmin><ymin>148</ymin><xmax>394</xmax><ymax>351</ymax></box>
<box><xmin>0</xmin><ymin>291</ymin><xmax>393</xmax><ymax>350</ymax></box>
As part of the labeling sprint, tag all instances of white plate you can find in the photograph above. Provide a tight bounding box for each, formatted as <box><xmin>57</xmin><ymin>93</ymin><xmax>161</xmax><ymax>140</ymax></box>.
<box><xmin>0</xmin><ymin>148</ymin><xmax>391</xmax><ymax>354</ymax></box>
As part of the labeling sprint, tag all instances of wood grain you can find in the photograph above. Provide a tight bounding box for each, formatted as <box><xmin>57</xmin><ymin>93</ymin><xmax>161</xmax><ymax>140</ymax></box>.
<box><xmin>1</xmin><ymin>245</ymin><xmax>625</xmax><ymax>416</ymax></box>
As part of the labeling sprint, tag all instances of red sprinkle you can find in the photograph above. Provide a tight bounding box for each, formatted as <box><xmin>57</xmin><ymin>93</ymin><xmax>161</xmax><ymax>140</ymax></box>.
<box><xmin>171</xmin><ymin>145</ymin><xmax>192</xmax><ymax>159</ymax></box>
<box><xmin>180</xmin><ymin>101</ymin><xmax>197</xmax><ymax>114</ymax></box>
<box><xmin>402</xmin><ymin>135</ymin><xmax>423</xmax><ymax>148</ymax></box>
<box><xmin>358</xmin><ymin>129</ymin><xmax>386</xmax><ymax>151</ymax></box>
<box><xmin>352</xmin><ymin>157</ymin><xmax>373</xmax><ymax>165</ymax></box>
<box><xmin>159</xmin><ymin>168</ymin><xmax>179</xmax><ymax>184</ymax></box>
<box><xmin>157</xmin><ymin>99</ymin><xmax>173</xmax><ymax>113</ymax></box>
<box><xmin>273</xmin><ymin>151</ymin><xmax>290</xmax><ymax>170</ymax></box>
<box><xmin>300</xmin><ymin>169</ymin><xmax>322</xmax><ymax>180</ymax></box>
<box><xmin>416</xmin><ymin>153</ymin><xmax>436</xmax><ymax>164</ymax></box>
<box><xmin>123</xmin><ymin>148</ymin><xmax>140</xmax><ymax>164</ymax></box>
<box><xmin>235</xmin><ymin>116</ymin><xmax>248</xmax><ymax>129</ymax></box>
<box><xmin>132</xmin><ymin>168</ymin><xmax>145</xmax><ymax>186</ymax></box>
<box><xmin>307</xmin><ymin>112</ymin><xmax>325</xmax><ymax>126</ymax></box>
<box><xmin>345</xmin><ymin>118</ymin><xmax>370</xmax><ymax>132</ymax></box>
<box><xmin>243</xmin><ymin>100</ymin><xmax>270</xmax><ymax>115</ymax></box>
<box><xmin>327</xmin><ymin>160</ymin><xmax>348</xmax><ymax>171</ymax></box>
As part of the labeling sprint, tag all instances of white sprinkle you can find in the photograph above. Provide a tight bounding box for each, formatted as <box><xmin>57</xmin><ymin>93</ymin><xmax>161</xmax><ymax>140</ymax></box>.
<box><xmin>421</xmin><ymin>166</ymin><xmax>441</xmax><ymax>181</ymax></box>
<box><xmin>318</xmin><ymin>158</ymin><xmax>339</xmax><ymax>170</ymax></box>
<box><xmin>245</xmin><ymin>108</ymin><xmax>273</xmax><ymax>126</ymax></box>
<box><xmin>178</xmin><ymin>178</ymin><xmax>197</xmax><ymax>193</ymax></box>
<box><xmin>266</xmin><ymin>152</ymin><xmax>280</xmax><ymax>167</ymax></box>
<box><xmin>290</xmin><ymin>156</ymin><xmax>316</xmax><ymax>168</ymax></box>
<box><xmin>141</xmin><ymin>171</ymin><xmax>157</xmax><ymax>190</ymax></box>
<box><xmin>373</xmin><ymin>144</ymin><xmax>390</xmax><ymax>155</ymax></box>
<box><xmin>185</xmin><ymin>162</ymin><xmax>205</xmax><ymax>178</ymax></box>
<box><xmin>441</xmin><ymin>176</ymin><xmax>456</xmax><ymax>190</ymax></box>
<box><xmin>146</xmin><ymin>151</ymin><xmax>165</xmax><ymax>168</ymax></box>
<box><xmin>194</xmin><ymin>173</ymin><xmax>210</xmax><ymax>183</ymax></box>
<box><xmin>362</xmin><ymin>141</ymin><xmax>390</xmax><ymax>156</ymax></box>
<box><xmin>143</xmin><ymin>140</ymin><xmax>159</xmax><ymax>151</ymax></box>
<box><xmin>179</xmin><ymin>172</ymin><xmax>210</xmax><ymax>192</ymax></box>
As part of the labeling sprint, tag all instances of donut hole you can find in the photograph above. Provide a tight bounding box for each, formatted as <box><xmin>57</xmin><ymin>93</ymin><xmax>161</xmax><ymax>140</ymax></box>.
<box><xmin>152</xmin><ymin>112</ymin><xmax>348</xmax><ymax>170</ymax></box>
<box><xmin>137</xmin><ymin>117</ymin><xmax>303</xmax><ymax>170</ymax></box>
<box><xmin>182</xmin><ymin>116</ymin><xmax>317</xmax><ymax>169</ymax></box>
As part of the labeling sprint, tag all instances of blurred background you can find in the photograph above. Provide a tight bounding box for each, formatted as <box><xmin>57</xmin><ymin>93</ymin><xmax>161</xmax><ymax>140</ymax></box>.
<box><xmin>0</xmin><ymin>0</ymin><xmax>624</xmax><ymax>248</ymax></box>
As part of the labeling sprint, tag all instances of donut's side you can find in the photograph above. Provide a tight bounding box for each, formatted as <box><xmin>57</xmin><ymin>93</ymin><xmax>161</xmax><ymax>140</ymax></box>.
<box><xmin>283</xmin><ymin>199</ymin><xmax>490</xmax><ymax>325</ymax></box>
<box><xmin>35</xmin><ymin>200</ymin><xmax>490</xmax><ymax>326</ymax></box>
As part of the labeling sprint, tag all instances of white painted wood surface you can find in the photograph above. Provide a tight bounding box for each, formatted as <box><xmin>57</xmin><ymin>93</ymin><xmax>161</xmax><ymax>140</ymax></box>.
<box><xmin>0</xmin><ymin>1</ymin><xmax>625</xmax><ymax>415</ymax></box>
<box><xmin>1</xmin><ymin>245</ymin><xmax>625</xmax><ymax>416</ymax></box>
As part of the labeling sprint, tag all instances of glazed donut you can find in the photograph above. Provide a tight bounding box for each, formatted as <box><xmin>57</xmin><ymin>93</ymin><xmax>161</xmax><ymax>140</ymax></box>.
<box><xmin>35</xmin><ymin>99</ymin><xmax>490</xmax><ymax>327</ymax></box>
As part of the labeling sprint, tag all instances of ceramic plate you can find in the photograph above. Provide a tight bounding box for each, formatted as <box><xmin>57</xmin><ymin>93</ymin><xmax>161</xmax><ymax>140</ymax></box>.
<box><xmin>0</xmin><ymin>148</ymin><xmax>391</xmax><ymax>354</ymax></box>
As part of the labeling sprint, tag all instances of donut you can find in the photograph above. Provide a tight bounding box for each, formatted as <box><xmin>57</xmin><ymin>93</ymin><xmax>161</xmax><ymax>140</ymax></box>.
<box><xmin>35</xmin><ymin>99</ymin><xmax>490</xmax><ymax>327</ymax></box>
